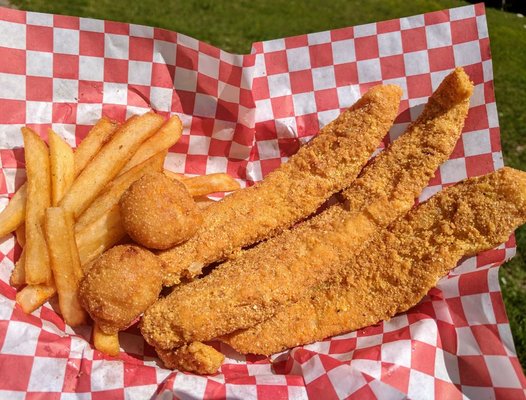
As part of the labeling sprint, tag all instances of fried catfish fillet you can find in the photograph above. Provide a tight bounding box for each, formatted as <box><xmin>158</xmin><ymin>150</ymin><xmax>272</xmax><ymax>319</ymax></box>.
<box><xmin>141</xmin><ymin>69</ymin><xmax>472</xmax><ymax>351</ymax></box>
<box><xmin>159</xmin><ymin>84</ymin><xmax>403</xmax><ymax>285</ymax></box>
<box><xmin>224</xmin><ymin>168</ymin><xmax>526</xmax><ymax>355</ymax></box>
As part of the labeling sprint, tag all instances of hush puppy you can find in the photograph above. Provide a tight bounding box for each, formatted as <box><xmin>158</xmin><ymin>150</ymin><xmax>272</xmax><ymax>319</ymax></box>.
<box><xmin>120</xmin><ymin>172</ymin><xmax>202</xmax><ymax>250</ymax></box>
<box><xmin>79</xmin><ymin>245</ymin><xmax>163</xmax><ymax>334</ymax></box>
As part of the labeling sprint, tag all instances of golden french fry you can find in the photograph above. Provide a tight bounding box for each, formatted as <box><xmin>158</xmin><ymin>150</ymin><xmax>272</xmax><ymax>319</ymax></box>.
<box><xmin>60</xmin><ymin>112</ymin><xmax>165</xmax><ymax>218</ymax></box>
<box><xmin>93</xmin><ymin>322</ymin><xmax>120</xmax><ymax>356</ymax></box>
<box><xmin>164</xmin><ymin>170</ymin><xmax>241</xmax><ymax>196</ymax></box>
<box><xmin>10</xmin><ymin>249</ymin><xmax>26</xmax><ymax>287</ymax></box>
<box><xmin>44</xmin><ymin>207</ymin><xmax>87</xmax><ymax>327</ymax></box>
<box><xmin>16</xmin><ymin>283</ymin><xmax>56</xmax><ymax>314</ymax></box>
<box><xmin>74</xmin><ymin>117</ymin><xmax>119</xmax><ymax>176</ymax></box>
<box><xmin>64</xmin><ymin>211</ymin><xmax>84</xmax><ymax>281</ymax></box>
<box><xmin>15</xmin><ymin>223</ymin><xmax>26</xmax><ymax>247</ymax></box>
<box><xmin>75</xmin><ymin>152</ymin><xmax>165</xmax><ymax>232</ymax></box>
<box><xmin>0</xmin><ymin>119</ymin><xmax>118</xmax><ymax>239</ymax></box>
<box><xmin>0</xmin><ymin>184</ymin><xmax>27</xmax><ymax>238</ymax></box>
<box><xmin>119</xmin><ymin>115</ymin><xmax>182</xmax><ymax>176</ymax></box>
<box><xmin>193</xmin><ymin>196</ymin><xmax>216</xmax><ymax>209</ymax></box>
<box><xmin>180</xmin><ymin>173</ymin><xmax>241</xmax><ymax>197</ymax></box>
<box><xmin>75</xmin><ymin>205</ymin><xmax>126</xmax><ymax>268</ymax></box>
<box><xmin>49</xmin><ymin>130</ymin><xmax>75</xmax><ymax>206</ymax></box>
<box><xmin>163</xmin><ymin>170</ymin><xmax>188</xmax><ymax>181</ymax></box>
<box><xmin>22</xmin><ymin>128</ymin><xmax>52</xmax><ymax>285</ymax></box>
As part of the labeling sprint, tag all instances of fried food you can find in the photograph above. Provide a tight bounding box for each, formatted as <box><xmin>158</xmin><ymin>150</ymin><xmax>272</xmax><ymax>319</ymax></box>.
<box><xmin>163</xmin><ymin>170</ymin><xmax>187</xmax><ymax>181</ymax></box>
<box><xmin>44</xmin><ymin>207</ymin><xmax>86</xmax><ymax>327</ymax></box>
<box><xmin>74</xmin><ymin>117</ymin><xmax>119</xmax><ymax>177</ymax></box>
<box><xmin>118</xmin><ymin>115</ymin><xmax>182</xmax><ymax>176</ymax></box>
<box><xmin>224</xmin><ymin>168</ymin><xmax>526</xmax><ymax>355</ymax></box>
<box><xmin>15</xmin><ymin>283</ymin><xmax>57</xmax><ymax>314</ymax></box>
<box><xmin>159</xmin><ymin>84</ymin><xmax>403</xmax><ymax>285</ymax></box>
<box><xmin>193</xmin><ymin>196</ymin><xmax>215</xmax><ymax>209</ymax></box>
<box><xmin>10</xmin><ymin>249</ymin><xmax>25</xmax><ymax>287</ymax></box>
<box><xmin>156</xmin><ymin>342</ymin><xmax>224</xmax><ymax>374</ymax></box>
<box><xmin>22</xmin><ymin>127</ymin><xmax>52</xmax><ymax>285</ymax></box>
<box><xmin>75</xmin><ymin>205</ymin><xmax>127</xmax><ymax>268</ymax></box>
<box><xmin>7</xmin><ymin>114</ymin><xmax>175</xmax><ymax>321</ymax></box>
<box><xmin>0</xmin><ymin>184</ymin><xmax>27</xmax><ymax>238</ymax></box>
<box><xmin>140</xmin><ymin>68</ymin><xmax>473</xmax><ymax>350</ymax></box>
<box><xmin>93</xmin><ymin>323</ymin><xmax>120</xmax><ymax>356</ymax></box>
<box><xmin>48</xmin><ymin>129</ymin><xmax>75</xmax><ymax>206</ymax></box>
<box><xmin>163</xmin><ymin>171</ymin><xmax>241</xmax><ymax>197</ymax></box>
<box><xmin>0</xmin><ymin>118</ymin><xmax>118</xmax><ymax>240</ymax></box>
<box><xmin>79</xmin><ymin>245</ymin><xmax>163</xmax><ymax>334</ymax></box>
<box><xmin>75</xmin><ymin>152</ymin><xmax>165</xmax><ymax>232</ymax></box>
<box><xmin>119</xmin><ymin>172</ymin><xmax>202</xmax><ymax>250</ymax></box>
<box><xmin>59</xmin><ymin>112</ymin><xmax>165</xmax><ymax>218</ymax></box>
<box><xmin>15</xmin><ymin>221</ymin><xmax>26</xmax><ymax>247</ymax></box>
<box><xmin>176</xmin><ymin>173</ymin><xmax>241</xmax><ymax>197</ymax></box>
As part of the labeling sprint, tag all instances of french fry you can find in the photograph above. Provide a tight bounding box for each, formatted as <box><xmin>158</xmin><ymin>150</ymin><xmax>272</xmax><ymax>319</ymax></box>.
<box><xmin>0</xmin><ymin>118</ymin><xmax>118</xmax><ymax>239</ymax></box>
<box><xmin>10</xmin><ymin>248</ymin><xmax>25</xmax><ymax>287</ymax></box>
<box><xmin>164</xmin><ymin>170</ymin><xmax>241</xmax><ymax>196</ymax></box>
<box><xmin>75</xmin><ymin>152</ymin><xmax>165</xmax><ymax>232</ymax></box>
<box><xmin>60</xmin><ymin>112</ymin><xmax>165</xmax><ymax>218</ymax></box>
<box><xmin>49</xmin><ymin>130</ymin><xmax>75</xmax><ymax>206</ymax></box>
<box><xmin>74</xmin><ymin>117</ymin><xmax>119</xmax><ymax>176</ymax></box>
<box><xmin>193</xmin><ymin>196</ymin><xmax>216</xmax><ymax>209</ymax></box>
<box><xmin>93</xmin><ymin>322</ymin><xmax>120</xmax><ymax>356</ymax></box>
<box><xmin>179</xmin><ymin>173</ymin><xmax>241</xmax><ymax>197</ymax></box>
<box><xmin>118</xmin><ymin>115</ymin><xmax>182</xmax><ymax>176</ymax></box>
<box><xmin>0</xmin><ymin>184</ymin><xmax>27</xmax><ymax>238</ymax></box>
<box><xmin>44</xmin><ymin>207</ymin><xmax>87</xmax><ymax>327</ymax></box>
<box><xmin>22</xmin><ymin>128</ymin><xmax>52</xmax><ymax>285</ymax></box>
<box><xmin>163</xmin><ymin>170</ymin><xmax>188</xmax><ymax>181</ymax></box>
<box><xmin>12</xmin><ymin>221</ymin><xmax>27</xmax><ymax>286</ymax></box>
<box><xmin>15</xmin><ymin>223</ymin><xmax>26</xmax><ymax>247</ymax></box>
<box><xmin>64</xmin><ymin>211</ymin><xmax>84</xmax><ymax>282</ymax></box>
<box><xmin>15</xmin><ymin>283</ymin><xmax>56</xmax><ymax>314</ymax></box>
<box><xmin>75</xmin><ymin>205</ymin><xmax>126</xmax><ymax>268</ymax></box>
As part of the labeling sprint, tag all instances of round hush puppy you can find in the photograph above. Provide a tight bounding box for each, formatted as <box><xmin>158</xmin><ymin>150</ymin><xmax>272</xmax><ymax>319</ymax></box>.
<box><xmin>119</xmin><ymin>172</ymin><xmax>202</xmax><ymax>250</ymax></box>
<box><xmin>79</xmin><ymin>245</ymin><xmax>163</xmax><ymax>334</ymax></box>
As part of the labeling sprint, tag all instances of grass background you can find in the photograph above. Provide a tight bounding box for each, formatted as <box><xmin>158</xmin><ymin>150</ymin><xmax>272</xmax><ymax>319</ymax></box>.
<box><xmin>9</xmin><ymin>0</ymin><xmax>526</xmax><ymax>369</ymax></box>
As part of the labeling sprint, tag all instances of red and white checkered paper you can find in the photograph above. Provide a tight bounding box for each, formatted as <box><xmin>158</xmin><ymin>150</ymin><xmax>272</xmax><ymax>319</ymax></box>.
<box><xmin>0</xmin><ymin>3</ymin><xmax>525</xmax><ymax>399</ymax></box>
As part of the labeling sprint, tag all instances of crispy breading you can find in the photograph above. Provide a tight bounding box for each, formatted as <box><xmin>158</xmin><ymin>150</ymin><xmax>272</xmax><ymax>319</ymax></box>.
<box><xmin>156</xmin><ymin>342</ymin><xmax>224</xmax><ymax>374</ymax></box>
<box><xmin>79</xmin><ymin>245</ymin><xmax>163</xmax><ymax>334</ymax></box>
<box><xmin>140</xmin><ymin>69</ymin><xmax>473</xmax><ymax>350</ymax></box>
<box><xmin>224</xmin><ymin>168</ymin><xmax>526</xmax><ymax>355</ymax></box>
<box><xmin>159</xmin><ymin>84</ymin><xmax>403</xmax><ymax>285</ymax></box>
<box><xmin>119</xmin><ymin>172</ymin><xmax>202</xmax><ymax>250</ymax></box>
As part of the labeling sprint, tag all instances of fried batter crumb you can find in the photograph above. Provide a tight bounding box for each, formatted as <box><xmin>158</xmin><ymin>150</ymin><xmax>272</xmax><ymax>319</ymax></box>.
<box><xmin>156</xmin><ymin>342</ymin><xmax>224</xmax><ymax>374</ymax></box>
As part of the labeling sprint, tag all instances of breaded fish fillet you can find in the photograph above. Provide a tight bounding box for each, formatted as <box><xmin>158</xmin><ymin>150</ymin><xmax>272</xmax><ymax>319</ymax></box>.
<box><xmin>224</xmin><ymin>167</ymin><xmax>526</xmax><ymax>355</ymax></box>
<box><xmin>140</xmin><ymin>68</ymin><xmax>473</xmax><ymax>350</ymax></box>
<box><xmin>160</xmin><ymin>84</ymin><xmax>403</xmax><ymax>285</ymax></box>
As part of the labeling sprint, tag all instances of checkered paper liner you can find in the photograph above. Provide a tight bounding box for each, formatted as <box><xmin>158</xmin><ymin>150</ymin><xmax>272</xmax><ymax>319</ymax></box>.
<box><xmin>0</xmin><ymin>3</ymin><xmax>524</xmax><ymax>399</ymax></box>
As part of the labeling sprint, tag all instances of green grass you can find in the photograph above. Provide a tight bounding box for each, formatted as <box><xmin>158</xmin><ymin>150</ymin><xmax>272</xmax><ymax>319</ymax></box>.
<box><xmin>10</xmin><ymin>0</ymin><xmax>526</xmax><ymax>369</ymax></box>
